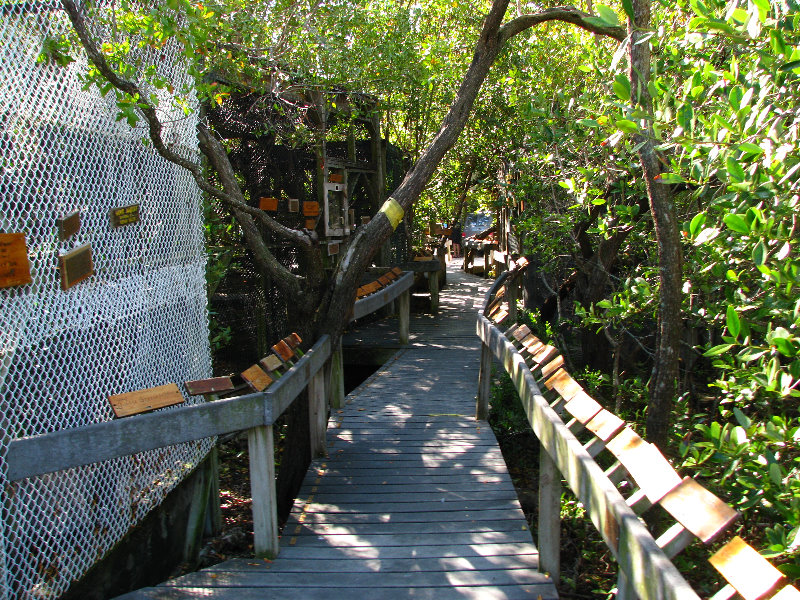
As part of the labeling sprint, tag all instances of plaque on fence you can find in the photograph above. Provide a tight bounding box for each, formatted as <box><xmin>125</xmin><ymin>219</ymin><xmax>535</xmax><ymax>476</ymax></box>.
<box><xmin>57</xmin><ymin>211</ymin><xmax>81</xmax><ymax>241</ymax></box>
<box><xmin>0</xmin><ymin>233</ymin><xmax>33</xmax><ymax>289</ymax></box>
<box><xmin>109</xmin><ymin>383</ymin><xmax>185</xmax><ymax>417</ymax></box>
<box><xmin>303</xmin><ymin>201</ymin><xmax>320</xmax><ymax>217</ymax></box>
<box><xmin>259</xmin><ymin>197</ymin><xmax>279</xmax><ymax>211</ymax></box>
<box><xmin>242</xmin><ymin>365</ymin><xmax>273</xmax><ymax>391</ymax></box>
<box><xmin>110</xmin><ymin>204</ymin><xmax>140</xmax><ymax>228</ymax></box>
<box><xmin>58</xmin><ymin>243</ymin><xmax>94</xmax><ymax>290</ymax></box>
<box><xmin>288</xmin><ymin>198</ymin><xmax>300</xmax><ymax>213</ymax></box>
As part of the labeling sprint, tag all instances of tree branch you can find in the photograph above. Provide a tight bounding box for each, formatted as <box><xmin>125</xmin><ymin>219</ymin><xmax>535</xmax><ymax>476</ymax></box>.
<box><xmin>60</xmin><ymin>0</ymin><xmax>316</xmax><ymax>250</ymax></box>
<box><xmin>499</xmin><ymin>6</ymin><xmax>626</xmax><ymax>44</ymax></box>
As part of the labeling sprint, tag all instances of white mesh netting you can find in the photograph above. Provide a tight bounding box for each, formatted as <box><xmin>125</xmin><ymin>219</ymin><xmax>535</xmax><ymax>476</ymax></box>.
<box><xmin>1</xmin><ymin>3</ymin><xmax>213</xmax><ymax>598</ymax></box>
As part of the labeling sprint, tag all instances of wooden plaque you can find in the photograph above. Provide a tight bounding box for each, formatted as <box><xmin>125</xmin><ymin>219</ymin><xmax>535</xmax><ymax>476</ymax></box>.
<box><xmin>241</xmin><ymin>365</ymin><xmax>273</xmax><ymax>392</ymax></box>
<box><xmin>284</xmin><ymin>333</ymin><xmax>302</xmax><ymax>348</ymax></box>
<box><xmin>391</xmin><ymin>267</ymin><xmax>403</xmax><ymax>277</ymax></box>
<box><xmin>58</xmin><ymin>243</ymin><xmax>94</xmax><ymax>291</ymax></box>
<box><xmin>109</xmin><ymin>383</ymin><xmax>184</xmax><ymax>418</ymax></box>
<box><xmin>110</xmin><ymin>204</ymin><xmax>141</xmax><ymax>228</ymax></box>
<box><xmin>305</xmin><ymin>218</ymin><xmax>317</xmax><ymax>230</ymax></box>
<box><xmin>57</xmin><ymin>211</ymin><xmax>81</xmax><ymax>241</ymax></box>
<box><xmin>272</xmin><ymin>340</ymin><xmax>294</xmax><ymax>362</ymax></box>
<box><xmin>327</xmin><ymin>242</ymin><xmax>339</xmax><ymax>256</ymax></box>
<box><xmin>0</xmin><ymin>233</ymin><xmax>33</xmax><ymax>289</ymax></box>
<box><xmin>260</xmin><ymin>354</ymin><xmax>285</xmax><ymax>374</ymax></box>
<box><xmin>328</xmin><ymin>173</ymin><xmax>344</xmax><ymax>183</ymax></box>
<box><xmin>288</xmin><ymin>199</ymin><xmax>300</xmax><ymax>213</ymax></box>
<box><xmin>259</xmin><ymin>197</ymin><xmax>279</xmax><ymax>211</ymax></box>
<box><xmin>184</xmin><ymin>377</ymin><xmax>234</xmax><ymax>396</ymax></box>
<box><xmin>303</xmin><ymin>201</ymin><xmax>320</xmax><ymax>217</ymax></box>
<box><xmin>361</xmin><ymin>216</ymin><xmax>371</xmax><ymax>225</ymax></box>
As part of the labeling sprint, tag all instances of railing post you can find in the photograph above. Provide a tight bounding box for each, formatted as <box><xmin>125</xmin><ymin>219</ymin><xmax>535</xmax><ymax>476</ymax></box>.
<box><xmin>507</xmin><ymin>277</ymin><xmax>519</xmax><ymax>324</ymax></box>
<box><xmin>248</xmin><ymin>424</ymin><xmax>279</xmax><ymax>558</ymax></box>
<box><xmin>329</xmin><ymin>340</ymin><xmax>345</xmax><ymax>409</ymax></box>
<box><xmin>476</xmin><ymin>341</ymin><xmax>492</xmax><ymax>420</ymax></box>
<box><xmin>308</xmin><ymin>368</ymin><xmax>327</xmax><ymax>457</ymax></box>
<box><xmin>398</xmin><ymin>289</ymin><xmax>410</xmax><ymax>345</ymax></box>
<box><xmin>538</xmin><ymin>447</ymin><xmax>561</xmax><ymax>581</ymax></box>
<box><xmin>429</xmin><ymin>270</ymin><xmax>440</xmax><ymax>313</ymax></box>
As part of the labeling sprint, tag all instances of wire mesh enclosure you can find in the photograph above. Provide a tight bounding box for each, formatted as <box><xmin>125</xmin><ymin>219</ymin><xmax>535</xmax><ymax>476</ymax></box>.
<box><xmin>0</xmin><ymin>4</ymin><xmax>212</xmax><ymax>598</ymax></box>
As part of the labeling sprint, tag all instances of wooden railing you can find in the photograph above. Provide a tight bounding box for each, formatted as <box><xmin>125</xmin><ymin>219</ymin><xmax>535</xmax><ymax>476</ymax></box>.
<box><xmin>476</xmin><ymin>261</ymin><xmax>798</xmax><ymax>600</ymax></box>
<box><xmin>5</xmin><ymin>335</ymin><xmax>331</xmax><ymax>559</ymax></box>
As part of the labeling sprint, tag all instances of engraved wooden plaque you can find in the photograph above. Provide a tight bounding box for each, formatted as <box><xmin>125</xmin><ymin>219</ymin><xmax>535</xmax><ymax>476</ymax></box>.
<box><xmin>0</xmin><ymin>233</ymin><xmax>33</xmax><ymax>289</ymax></box>
<box><xmin>305</xmin><ymin>218</ymin><xmax>317</xmax><ymax>230</ymax></box>
<box><xmin>288</xmin><ymin>198</ymin><xmax>300</xmax><ymax>213</ymax></box>
<box><xmin>58</xmin><ymin>243</ymin><xmax>94</xmax><ymax>290</ymax></box>
<box><xmin>110</xmin><ymin>204</ymin><xmax>140</xmax><ymax>228</ymax></box>
<box><xmin>327</xmin><ymin>242</ymin><xmax>339</xmax><ymax>256</ymax></box>
<box><xmin>303</xmin><ymin>201</ymin><xmax>320</xmax><ymax>217</ymax></box>
<box><xmin>241</xmin><ymin>365</ymin><xmax>273</xmax><ymax>391</ymax></box>
<box><xmin>57</xmin><ymin>211</ymin><xmax>81</xmax><ymax>241</ymax></box>
<box><xmin>109</xmin><ymin>383</ymin><xmax>184</xmax><ymax>418</ymax></box>
<box><xmin>184</xmin><ymin>377</ymin><xmax>235</xmax><ymax>397</ymax></box>
<box><xmin>259</xmin><ymin>197</ymin><xmax>279</xmax><ymax>211</ymax></box>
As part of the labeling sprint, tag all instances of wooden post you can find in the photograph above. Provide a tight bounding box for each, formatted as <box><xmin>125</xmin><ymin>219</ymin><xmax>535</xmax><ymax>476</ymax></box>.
<box><xmin>429</xmin><ymin>270</ymin><xmax>440</xmax><ymax>313</ymax></box>
<box><xmin>248</xmin><ymin>425</ymin><xmax>279</xmax><ymax>558</ymax></box>
<box><xmin>329</xmin><ymin>341</ymin><xmax>345</xmax><ymax>409</ymax></box>
<box><xmin>538</xmin><ymin>448</ymin><xmax>561</xmax><ymax>582</ymax></box>
<box><xmin>476</xmin><ymin>342</ymin><xmax>492</xmax><ymax>420</ymax></box>
<box><xmin>308</xmin><ymin>369</ymin><xmax>327</xmax><ymax>457</ymax></box>
<box><xmin>507</xmin><ymin>277</ymin><xmax>519</xmax><ymax>324</ymax></box>
<box><xmin>206</xmin><ymin>445</ymin><xmax>222</xmax><ymax>535</ymax></box>
<box><xmin>398</xmin><ymin>289</ymin><xmax>410</xmax><ymax>345</ymax></box>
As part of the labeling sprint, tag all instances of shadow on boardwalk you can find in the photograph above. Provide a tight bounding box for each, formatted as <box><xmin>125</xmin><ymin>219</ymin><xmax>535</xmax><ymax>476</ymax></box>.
<box><xmin>120</xmin><ymin>262</ymin><xmax>558</xmax><ymax>600</ymax></box>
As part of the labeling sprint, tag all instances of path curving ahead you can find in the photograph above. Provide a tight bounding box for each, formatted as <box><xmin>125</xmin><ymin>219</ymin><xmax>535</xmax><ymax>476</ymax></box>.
<box><xmin>120</xmin><ymin>261</ymin><xmax>558</xmax><ymax>600</ymax></box>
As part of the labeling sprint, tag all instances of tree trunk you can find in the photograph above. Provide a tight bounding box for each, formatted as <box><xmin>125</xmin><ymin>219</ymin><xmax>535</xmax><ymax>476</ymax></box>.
<box><xmin>629</xmin><ymin>0</ymin><xmax>683</xmax><ymax>450</ymax></box>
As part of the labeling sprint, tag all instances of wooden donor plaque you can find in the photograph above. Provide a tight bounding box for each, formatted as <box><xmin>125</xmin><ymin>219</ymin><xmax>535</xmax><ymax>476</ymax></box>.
<box><xmin>303</xmin><ymin>201</ymin><xmax>320</xmax><ymax>217</ymax></box>
<box><xmin>109</xmin><ymin>383</ymin><xmax>184</xmax><ymax>418</ymax></box>
<box><xmin>58</xmin><ymin>243</ymin><xmax>94</xmax><ymax>290</ymax></box>
<box><xmin>328</xmin><ymin>242</ymin><xmax>340</xmax><ymax>256</ymax></box>
<box><xmin>57</xmin><ymin>211</ymin><xmax>81</xmax><ymax>241</ymax></box>
<box><xmin>241</xmin><ymin>365</ymin><xmax>273</xmax><ymax>392</ymax></box>
<box><xmin>288</xmin><ymin>198</ymin><xmax>300</xmax><ymax>213</ymax></box>
<box><xmin>259</xmin><ymin>197</ymin><xmax>279</xmax><ymax>211</ymax></box>
<box><xmin>305</xmin><ymin>218</ymin><xmax>317</xmax><ymax>230</ymax></box>
<box><xmin>0</xmin><ymin>233</ymin><xmax>33</xmax><ymax>289</ymax></box>
<box><xmin>110</xmin><ymin>204</ymin><xmax>140</xmax><ymax>228</ymax></box>
<box><xmin>184</xmin><ymin>377</ymin><xmax>235</xmax><ymax>397</ymax></box>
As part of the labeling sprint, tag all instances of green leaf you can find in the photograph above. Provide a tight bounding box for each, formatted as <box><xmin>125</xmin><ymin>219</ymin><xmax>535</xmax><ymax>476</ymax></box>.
<box><xmin>655</xmin><ymin>172</ymin><xmax>685</xmax><ymax>184</ymax></box>
<box><xmin>613</xmin><ymin>74</ymin><xmax>631</xmax><ymax>101</ymax></box>
<box><xmin>724</xmin><ymin>214</ymin><xmax>750</xmax><ymax>234</ymax></box>
<box><xmin>689</xmin><ymin>213</ymin><xmax>706</xmax><ymax>237</ymax></box>
<box><xmin>778</xmin><ymin>59</ymin><xmax>800</xmax><ymax>72</ymax></box>
<box><xmin>726</xmin><ymin>305</ymin><xmax>741</xmax><ymax>339</ymax></box>
<box><xmin>726</xmin><ymin>156</ymin><xmax>746</xmax><ymax>182</ymax></box>
<box><xmin>615</xmin><ymin>119</ymin><xmax>638</xmax><ymax>133</ymax></box>
<box><xmin>737</xmin><ymin>142</ymin><xmax>764</xmax><ymax>155</ymax></box>
<box><xmin>596</xmin><ymin>5</ymin><xmax>620</xmax><ymax>26</ymax></box>
<box><xmin>774</xmin><ymin>338</ymin><xmax>797</xmax><ymax>357</ymax></box>
<box><xmin>752</xmin><ymin>240</ymin><xmax>767</xmax><ymax>266</ymax></box>
<box><xmin>621</xmin><ymin>0</ymin><xmax>634</xmax><ymax>21</ymax></box>
<box><xmin>769</xmin><ymin>463</ymin><xmax>782</xmax><ymax>485</ymax></box>
<box><xmin>729</xmin><ymin>86</ymin><xmax>744</xmax><ymax>110</ymax></box>
<box><xmin>578</xmin><ymin>119</ymin><xmax>600</xmax><ymax>127</ymax></box>
<box><xmin>704</xmin><ymin>344</ymin><xmax>734</xmax><ymax>357</ymax></box>
<box><xmin>733</xmin><ymin>407</ymin><xmax>752</xmax><ymax>429</ymax></box>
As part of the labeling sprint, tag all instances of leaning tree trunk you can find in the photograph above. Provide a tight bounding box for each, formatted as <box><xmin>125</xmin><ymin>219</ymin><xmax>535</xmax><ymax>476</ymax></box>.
<box><xmin>629</xmin><ymin>0</ymin><xmax>683</xmax><ymax>450</ymax></box>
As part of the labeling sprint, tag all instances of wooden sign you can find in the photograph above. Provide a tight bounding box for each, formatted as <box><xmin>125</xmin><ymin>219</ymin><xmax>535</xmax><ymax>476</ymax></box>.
<box><xmin>361</xmin><ymin>216</ymin><xmax>371</xmax><ymax>225</ymax></box>
<box><xmin>109</xmin><ymin>383</ymin><xmax>184</xmax><ymax>418</ymax></box>
<box><xmin>288</xmin><ymin>198</ymin><xmax>300</xmax><ymax>213</ymax></box>
<box><xmin>305</xmin><ymin>218</ymin><xmax>317</xmax><ymax>230</ymax></box>
<box><xmin>58</xmin><ymin>243</ymin><xmax>94</xmax><ymax>290</ymax></box>
<box><xmin>303</xmin><ymin>201</ymin><xmax>320</xmax><ymax>217</ymax></box>
<box><xmin>57</xmin><ymin>211</ymin><xmax>81</xmax><ymax>241</ymax></box>
<box><xmin>260</xmin><ymin>354</ymin><xmax>285</xmax><ymax>375</ymax></box>
<box><xmin>328</xmin><ymin>173</ymin><xmax>344</xmax><ymax>183</ymax></box>
<box><xmin>241</xmin><ymin>365</ymin><xmax>272</xmax><ymax>392</ymax></box>
<box><xmin>259</xmin><ymin>197</ymin><xmax>279</xmax><ymax>211</ymax></box>
<box><xmin>110</xmin><ymin>204</ymin><xmax>140</xmax><ymax>228</ymax></box>
<box><xmin>185</xmin><ymin>377</ymin><xmax>234</xmax><ymax>397</ymax></box>
<box><xmin>272</xmin><ymin>340</ymin><xmax>294</xmax><ymax>362</ymax></box>
<box><xmin>284</xmin><ymin>333</ymin><xmax>303</xmax><ymax>348</ymax></box>
<box><xmin>0</xmin><ymin>233</ymin><xmax>33</xmax><ymax>289</ymax></box>
<box><xmin>327</xmin><ymin>242</ymin><xmax>339</xmax><ymax>256</ymax></box>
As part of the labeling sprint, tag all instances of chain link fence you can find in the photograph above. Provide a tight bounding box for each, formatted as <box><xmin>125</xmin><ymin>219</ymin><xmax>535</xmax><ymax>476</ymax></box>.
<box><xmin>1</xmin><ymin>3</ymin><xmax>212</xmax><ymax>597</ymax></box>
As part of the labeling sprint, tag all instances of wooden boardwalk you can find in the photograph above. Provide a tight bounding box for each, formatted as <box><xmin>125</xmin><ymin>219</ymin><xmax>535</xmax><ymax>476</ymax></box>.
<box><xmin>120</xmin><ymin>261</ymin><xmax>558</xmax><ymax>599</ymax></box>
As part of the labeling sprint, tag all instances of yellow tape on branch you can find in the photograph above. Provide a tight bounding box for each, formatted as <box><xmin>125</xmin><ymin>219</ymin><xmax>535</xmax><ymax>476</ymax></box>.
<box><xmin>379</xmin><ymin>198</ymin><xmax>404</xmax><ymax>230</ymax></box>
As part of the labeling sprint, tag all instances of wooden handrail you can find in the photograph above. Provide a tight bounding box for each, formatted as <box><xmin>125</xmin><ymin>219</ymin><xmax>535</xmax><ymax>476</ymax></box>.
<box><xmin>477</xmin><ymin>262</ymin><xmax>793</xmax><ymax>600</ymax></box>
<box><xmin>5</xmin><ymin>334</ymin><xmax>332</xmax><ymax>558</ymax></box>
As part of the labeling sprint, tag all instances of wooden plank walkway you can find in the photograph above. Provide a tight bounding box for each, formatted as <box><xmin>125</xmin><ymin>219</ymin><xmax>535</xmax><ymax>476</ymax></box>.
<box><xmin>119</xmin><ymin>260</ymin><xmax>558</xmax><ymax>600</ymax></box>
